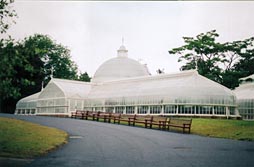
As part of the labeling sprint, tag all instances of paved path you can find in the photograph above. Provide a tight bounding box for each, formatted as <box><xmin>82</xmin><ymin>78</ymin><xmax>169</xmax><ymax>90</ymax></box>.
<box><xmin>1</xmin><ymin>114</ymin><xmax>254</xmax><ymax>167</ymax></box>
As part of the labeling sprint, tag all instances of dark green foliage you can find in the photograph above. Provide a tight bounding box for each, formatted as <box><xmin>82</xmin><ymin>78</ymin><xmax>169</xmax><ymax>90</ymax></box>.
<box><xmin>169</xmin><ymin>30</ymin><xmax>254</xmax><ymax>89</ymax></box>
<box><xmin>233</xmin><ymin>38</ymin><xmax>254</xmax><ymax>77</ymax></box>
<box><xmin>78</xmin><ymin>72</ymin><xmax>91</xmax><ymax>82</ymax></box>
<box><xmin>22</xmin><ymin>34</ymin><xmax>79</xmax><ymax>84</ymax></box>
<box><xmin>0</xmin><ymin>0</ymin><xmax>17</xmax><ymax>34</ymax></box>
<box><xmin>0</xmin><ymin>38</ymin><xmax>34</xmax><ymax>100</ymax></box>
<box><xmin>0</xmin><ymin>38</ymin><xmax>38</xmax><ymax>113</ymax></box>
<box><xmin>0</xmin><ymin>34</ymin><xmax>91</xmax><ymax>113</ymax></box>
<box><xmin>0</xmin><ymin>1</ymin><xmax>91</xmax><ymax>113</ymax></box>
<box><xmin>221</xmin><ymin>70</ymin><xmax>242</xmax><ymax>90</ymax></box>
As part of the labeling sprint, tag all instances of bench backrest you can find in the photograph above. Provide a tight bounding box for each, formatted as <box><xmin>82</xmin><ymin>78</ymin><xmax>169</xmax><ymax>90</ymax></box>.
<box><xmin>76</xmin><ymin>110</ymin><xmax>86</xmax><ymax>114</ymax></box>
<box><xmin>112</xmin><ymin>113</ymin><xmax>121</xmax><ymax>118</ymax></box>
<box><xmin>168</xmin><ymin>118</ymin><xmax>192</xmax><ymax>125</ymax></box>
<box><xmin>87</xmin><ymin>111</ymin><xmax>100</xmax><ymax>115</ymax></box>
<box><xmin>153</xmin><ymin>116</ymin><xmax>167</xmax><ymax>122</ymax></box>
<box><xmin>122</xmin><ymin>114</ymin><xmax>136</xmax><ymax>119</ymax></box>
<box><xmin>135</xmin><ymin>115</ymin><xmax>153</xmax><ymax>121</ymax></box>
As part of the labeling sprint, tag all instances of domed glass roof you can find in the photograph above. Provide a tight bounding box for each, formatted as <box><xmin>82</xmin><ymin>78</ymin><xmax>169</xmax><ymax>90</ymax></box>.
<box><xmin>16</xmin><ymin>92</ymin><xmax>40</xmax><ymax>109</ymax></box>
<box><xmin>89</xmin><ymin>70</ymin><xmax>236</xmax><ymax>106</ymax></box>
<box><xmin>92</xmin><ymin>45</ymin><xmax>150</xmax><ymax>82</ymax></box>
<box><xmin>235</xmin><ymin>83</ymin><xmax>254</xmax><ymax>99</ymax></box>
<box><xmin>234</xmin><ymin>75</ymin><xmax>254</xmax><ymax>99</ymax></box>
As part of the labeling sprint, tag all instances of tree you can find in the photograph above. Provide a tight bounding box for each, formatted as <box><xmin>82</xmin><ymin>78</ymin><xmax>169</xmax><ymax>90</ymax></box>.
<box><xmin>22</xmin><ymin>34</ymin><xmax>79</xmax><ymax>84</ymax></box>
<box><xmin>0</xmin><ymin>0</ymin><xmax>20</xmax><ymax>113</ymax></box>
<box><xmin>78</xmin><ymin>72</ymin><xmax>91</xmax><ymax>82</ymax></box>
<box><xmin>169</xmin><ymin>30</ymin><xmax>254</xmax><ymax>89</ymax></box>
<box><xmin>233</xmin><ymin>37</ymin><xmax>254</xmax><ymax>77</ymax></box>
<box><xmin>0</xmin><ymin>38</ymin><xmax>36</xmax><ymax>113</ymax></box>
<box><xmin>0</xmin><ymin>1</ymin><xmax>90</xmax><ymax>113</ymax></box>
<box><xmin>0</xmin><ymin>0</ymin><xmax>17</xmax><ymax>34</ymax></box>
<box><xmin>0</xmin><ymin>34</ymin><xmax>86</xmax><ymax>113</ymax></box>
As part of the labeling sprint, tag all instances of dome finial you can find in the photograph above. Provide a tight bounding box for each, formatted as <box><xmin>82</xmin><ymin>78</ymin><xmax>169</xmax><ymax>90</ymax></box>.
<box><xmin>122</xmin><ymin>37</ymin><xmax>124</xmax><ymax>45</ymax></box>
<box><xmin>41</xmin><ymin>81</ymin><xmax>44</xmax><ymax>92</ymax></box>
<box><xmin>50</xmin><ymin>66</ymin><xmax>54</xmax><ymax>79</ymax></box>
<box><xmin>117</xmin><ymin>38</ymin><xmax>128</xmax><ymax>57</ymax></box>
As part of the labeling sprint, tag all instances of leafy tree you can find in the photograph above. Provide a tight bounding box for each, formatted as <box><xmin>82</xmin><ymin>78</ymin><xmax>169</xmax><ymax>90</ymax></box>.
<box><xmin>0</xmin><ymin>1</ymin><xmax>89</xmax><ymax>113</ymax></box>
<box><xmin>0</xmin><ymin>34</ymin><xmax>87</xmax><ymax>113</ymax></box>
<box><xmin>17</xmin><ymin>34</ymin><xmax>82</xmax><ymax>97</ymax></box>
<box><xmin>78</xmin><ymin>72</ymin><xmax>91</xmax><ymax>82</ymax></box>
<box><xmin>0</xmin><ymin>0</ymin><xmax>19</xmax><ymax>113</ymax></box>
<box><xmin>169</xmin><ymin>30</ymin><xmax>254</xmax><ymax>89</ymax></box>
<box><xmin>0</xmin><ymin>38</ymin><xmax>36</xmax><ymax>113</ymax></box>
<box><xmin>0</xmin><ymin>0</ymin><xmax>17</xmax><ymax>34</ymax></box>
<box><xmin>233</xmin><ymin>37</ymin><xmax>254</xmax><ymax>77</ymax></box>
<box><xmin>22</xmin><ymin>34</ymin><xmax>79</xmax><ymax>84</ymax></box>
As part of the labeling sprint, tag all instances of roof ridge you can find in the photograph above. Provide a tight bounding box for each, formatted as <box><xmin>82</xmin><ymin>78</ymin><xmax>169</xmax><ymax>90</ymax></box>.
<box><xmin>52</xmin><ymin>78</ymin><xmax>92</xmax><ymax>85</ymax></box>
<box><xmin>101</xmin><ymin>70</ymin><xmax>197</xmax><ymax>84</ymax></box>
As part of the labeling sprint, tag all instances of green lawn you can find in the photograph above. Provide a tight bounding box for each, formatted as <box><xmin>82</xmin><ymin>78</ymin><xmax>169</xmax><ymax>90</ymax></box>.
<box><xmin>0</xmin><ymin>117</ymin><xmax>68</xmax><ymax>158</ymax></box>
<box><xmin>191</xmin><ymin>118</ymin><xmax>254</xmax><ymax>141</ymax></box>
<box><xmin>96</xmin><ymin>117</ymin><xmax>254</xmax><ymax>141</ymax></box>
<box><xmin>1</xmin><ymin>116</ymin><xmax>253</xmax><ymax>159</ymax></box>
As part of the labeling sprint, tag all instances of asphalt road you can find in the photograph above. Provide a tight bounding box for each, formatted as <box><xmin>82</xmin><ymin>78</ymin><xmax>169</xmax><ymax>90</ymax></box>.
<box><xmin>1</xmin><ymin>114</ymin><xmax>254</xmax><ymax>167</ymax></box>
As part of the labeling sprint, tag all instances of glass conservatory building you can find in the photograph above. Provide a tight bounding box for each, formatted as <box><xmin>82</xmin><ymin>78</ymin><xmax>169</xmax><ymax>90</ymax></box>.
<box><xmin>234</xmin><ymin>75</ymin><xmax>254</xmax><ymax>120</ymax></box>
<box><xmin>16</xmin><ymin>92</ymin><xmax>40</xmax><ymax>115</ymax></box>
<box><xmin>16</xmin><ymin>79</ymin><xmax>92</xmax><ymax>116</ymax></box>
<box><xmin>15</xmin><ymin>44</ymin><xmax>240</xmax><ymax>118</ymax></box>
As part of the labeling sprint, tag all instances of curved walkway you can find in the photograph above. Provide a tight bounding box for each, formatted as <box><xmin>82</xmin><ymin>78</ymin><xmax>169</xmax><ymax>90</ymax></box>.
<box><xmin>1</xmin><ymin>114</ymin><xmax>254</xmax><ymax>167</ymax></box>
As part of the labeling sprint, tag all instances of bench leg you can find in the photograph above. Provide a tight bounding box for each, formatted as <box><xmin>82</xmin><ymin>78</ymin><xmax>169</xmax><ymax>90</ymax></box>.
<box><xmin>163</xmin><ymin>124</ymin><xmax>166</xmax><ymax>130</ymax></box>
<box><xmin>183</xmin><ymin>126</ymin><xmax>190</xmax><ymax>134</ymax></box>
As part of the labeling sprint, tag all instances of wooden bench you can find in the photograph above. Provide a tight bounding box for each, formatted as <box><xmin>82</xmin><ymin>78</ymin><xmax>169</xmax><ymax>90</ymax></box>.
<box><xmin>93</xmin><ymin>111</ymin><xmax>101</xmax><ymax>121</ymax></box>
<box><xmin>128</xmin><ymin>115</ymin><xmax>154</xmax><ymax>128</ymax></box>
<box><xmin>148</xmin><ymin>116</ymin><xmax>168</xmax><ymax>129</ymax></box>
<box><xmin>166</xmin><ymin>118</ymin><xmax>192</xmax><ymax>133</ymax></box>
<box><xmin>85</xmin><ymin>111</ymin><xmax>100</xmax><ymax>121</ymax></box>
<box><xmin>71</xmin><ymin>111</ymin><xmax>76</xmax><ymax>118</ymax></box>
<box><xmin>96</xmin><ymin>112</ymin><xmax>112</xmax><ymax>122</ymax></box>
<box><xmin>71</xmin><ymin>110</ymin><xmax>86</xmax><ymax>119</ymax></box>
<box><xmin>113</xmin><ymin>114</ymin><xmax>137</xmax><ymax>125</ymax></box>
<box><xmin>112</xmin><ymin>113</ymin><xmax>122</xmax><ymax>124</ymax></box>
<box><xmin>114</xmin><ymin>114</ymin><xmax>132</xmax><ymax>124</ymax></box>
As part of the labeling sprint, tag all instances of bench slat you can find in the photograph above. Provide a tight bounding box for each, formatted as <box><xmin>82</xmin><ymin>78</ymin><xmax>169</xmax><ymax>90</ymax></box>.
<box><xmin>167</xmin><ymin>118</ymin><xmax>192</xmax><ymax>133</ymax></box>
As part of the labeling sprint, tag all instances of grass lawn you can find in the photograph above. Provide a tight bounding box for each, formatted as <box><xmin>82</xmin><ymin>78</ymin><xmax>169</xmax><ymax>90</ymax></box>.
<box><xmin>1</xmin><ymin>116</ymin><xmax>252</xmax><ymax>159</ymax></box>
<box><xmin>97</xmin><ymin>117</ymin><xmax>254</xmax><ymax>141</ymax></box>
<box><xmin>191</xmin><ymin>118</ymin><xmax>254</xmax><ymax>141</ymax></box>
<box><xmin>0</xmin><ymin>117</ymin><xmax>68</xmax><ymax>158</ymax></box>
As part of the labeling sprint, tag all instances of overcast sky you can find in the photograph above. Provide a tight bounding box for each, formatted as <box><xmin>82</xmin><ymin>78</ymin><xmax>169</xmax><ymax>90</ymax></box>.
<box><xmin>4</xmin><ymin>1</ymin><xmax>254</xmax><ymax>77</ymax></box>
